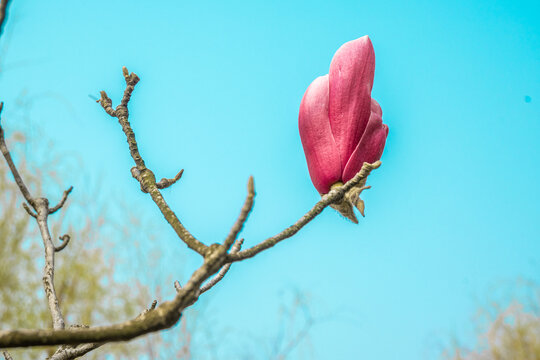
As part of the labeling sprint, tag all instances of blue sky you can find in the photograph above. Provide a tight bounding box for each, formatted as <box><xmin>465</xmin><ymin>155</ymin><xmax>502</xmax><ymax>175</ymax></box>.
<box><xmin>0</xmin><ymin>0</ymin><xmax>539</xmax><ymax>358</ymax></box>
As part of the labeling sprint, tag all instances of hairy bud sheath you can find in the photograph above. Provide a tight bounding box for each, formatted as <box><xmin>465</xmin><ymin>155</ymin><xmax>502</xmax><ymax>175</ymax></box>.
<box><xmin>299</xmin><ymin>36</ymin><xmax>388</xmax><ymax>223</ymax></box>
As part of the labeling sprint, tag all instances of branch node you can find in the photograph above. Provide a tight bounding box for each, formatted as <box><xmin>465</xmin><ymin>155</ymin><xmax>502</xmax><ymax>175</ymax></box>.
<box><xmin>200</xmin><ymin>238</ymin><xmax>244</xmax><ymax>294</ymax></box>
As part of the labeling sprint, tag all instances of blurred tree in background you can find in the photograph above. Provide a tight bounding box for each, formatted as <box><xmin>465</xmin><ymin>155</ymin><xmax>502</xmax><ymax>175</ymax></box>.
<box><xmin>443</xmin><ymin>285</ymin><xmax>540</xmax><ymax>360</ymax></box>
<box><xmin>0</xmin><ymin>131</ymin><xmax>146</xmax><ymax>359</ymax></box>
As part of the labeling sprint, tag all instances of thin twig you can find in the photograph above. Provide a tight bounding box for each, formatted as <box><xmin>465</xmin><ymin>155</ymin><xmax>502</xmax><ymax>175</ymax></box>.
<box><xmin>222</xmin><ymin>177</ymin><xmax>254</xmax><ymax>250</ymax></box>
<box><xmin>49</xmin><ymin>343</ymin><xmax>102</xmax><ymax>360</ymax></box>
<box><xmin>0</xmin><ymin>0</ymin><xmax>10</xmax><ymax>37</ymax></box>
<box><xmin>98</xmin><ymin>68</ymin><xmax>207</xmax><ymax>256</ymax></box>
<box><xmin>50</xmin><ymin>325</ymin><xmax>101</xmax><ymax>360</ymax></box>
<box><xmin>97</xmin><ymin>92</ymin><xmax>116</xmax><ymax>117</ymax></box>
<box><xmin>54</xmin><ymin>234</ymin><xmax>70</xmax><ymax>252</ymax></box>
<box><xmin>228</xmin><ymin>161</ymin><xmax>381</xmax><ymax>262</ymax></box>
<box><xmin>49</xmin><ymin>186</ymin><xmax>73</xmax><ymax>214</ymax></box>
<box><xmin>22</xmin><ymin>202</ymin><xmax>37</xmax><ymax>218</ymax></box>
<box><xmin>34</xmin><ymin>198</ymin><xmax>65</xmax><ymax>330</ymax></box>
<box><xmin>200</xmin><ymin>238</ymin><xmax>244</xmax><ymax>294</ymax></box>
<box><xmin>0</xmin><ymin>103</ymin><xmax>35</xmax><ymax>206</ymax></box>
<box><xmin>156</xmin><ymin>169</ymin><xmax>184</xmax><ymax>189</ymax></box>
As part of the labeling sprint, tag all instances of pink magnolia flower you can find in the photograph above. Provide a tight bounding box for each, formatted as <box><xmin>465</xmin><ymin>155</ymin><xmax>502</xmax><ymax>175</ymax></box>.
<box><xmin>298</xmin><ymin>36</ymin><xmax>388</xmax><ymax>222</ymax></box>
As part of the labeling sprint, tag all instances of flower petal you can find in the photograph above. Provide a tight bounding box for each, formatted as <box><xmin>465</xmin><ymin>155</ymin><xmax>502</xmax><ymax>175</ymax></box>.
<box><xmin>299</xmin><ymin>75</ymin><xmax>342</xmax><ymax>194</ymax></box>
<box><xmin>328</xmin><ymin>35</ymin><xmax>375</xmax><ymax>170</ymax></box>
<box><xmin>342</xmin><ymin>100</ymin><xmax>388</xmax><ymax>182</ymax></box>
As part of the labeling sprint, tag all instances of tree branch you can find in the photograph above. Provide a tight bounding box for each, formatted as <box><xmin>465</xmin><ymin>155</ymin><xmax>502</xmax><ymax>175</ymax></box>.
<box><xmin>34</xmin><ymin>199</ymin><xmax>65</xmax><ymax>330</ymax></box>
<box><xmin>2</xmin><ymin>351</ymin><xmax>12</xmax><ymax>360</ymax></box>
<box><xmin>227</xmin><ymin>161</ymin><xmax>381</xmax><ymax>262</ymax></box>
<box><xmin>49</xmin><ymin>186</ymin><xmax>73</xmax><ymax>214</ymax></box>
<box><xmin>0</xmin><ymin>0</ymin><xmax>10</xmax><ymax>37</ymax></box>
<box><xmin>54</xmin><ymin>234</ymin><xmax>70</xmax><ymax>253</ymax></box>
<box><xmin>98</xmin><ymin>68</ymin><xmax>208</xmax><ymax>256</ymax></box>
<box><xmin>0</xmin><ymin>103</ymin><xmax>35</xmax><ymax>207</ymax></box>
<box><xmin>200</xmin><ymin>238</ymin><xmax>244</xmax><ymax>294</ymax></box>
<box><xmin>222</xmin><ymin>177</ymin><xmax>254</xmax><ymax>251</ymax></box>
<box><xmin>0</xmin><ymin>242</ymin><xmax>228</xmax><ymax>347</ymax></box>
<box><xmin>22</xmin><ymin>202</ymin><xmax>37</xmax><ymax>218</ymax></box>
<box><xmin>0</xmin><ymin>161</ymin><xmax>381</xmax><ymax>348</ymax></box>
<box><xmin>49</xmin><ymin>343</ymin><xmax>102</xmax><ymax>360</ymax></box>
<box><xmin>156</xmin><ymin>169</ymin><xmax>184</xmax><ymax>189</ymax></box>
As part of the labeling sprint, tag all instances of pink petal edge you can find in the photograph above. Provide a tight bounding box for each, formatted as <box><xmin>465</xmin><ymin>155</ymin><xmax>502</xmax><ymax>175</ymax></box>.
<box><xmin>299</xmin><ymin>75</ymin><xmax>342</xmax><ymax>194</ymax></box>
<box><xmin>342</xmin><ymin>101</ymin><xmax>388</xmax><ymax>182</ymax></box>
<box><xmin>328</xmin><ymin>35</ymin><xmax>376</xmax><ymax>171</ymax></box>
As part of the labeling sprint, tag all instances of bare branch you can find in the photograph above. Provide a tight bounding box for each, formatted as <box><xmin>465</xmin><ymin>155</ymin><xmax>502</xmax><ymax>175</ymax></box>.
<box><xmin>0</xmin><ymin>0</ymin><xmax>11</xmax><ymax>37</ymax></box>
<box><xmin>0</xmin><ymin>57</ymin><xmax>384</xmax><ymax>349</ymax></box>
<box><xmin>34</xmin><ymin>198</ymin><xmax>65</xmax><ymax>330</ymax></box>
<box><xmin>98</xmin><ymin>67</ymin><xmax>207</xmax><ymax>256</ymax></box>
<box><xmin>49</xmin><ymin>186</ymin><xmax>73</xmax><ymax>214</ymax></box>
<box><xmin>0</xmin><ymin>243</ymin><xmax>225</xmax><ymax>347</ymax></box>
<box><xmin>156</xmin><ymin>169</ymin><xmax>184</xmax><ymax>189</ymax></box>
<box><xmin>200</xmin><ymin>238</ymin><xmax>244</xmax><ymax>294</ymax></box>
<box><xmin>2</xmin><ymin>351</ymin><xmax>13</xmax><ymax>360</ymax></box>
<box><xmin>22</xmin><ymin>202</ymin><xmax>37</xmax><ymax>218</ymax></box>
<box><xmin>0</xmin><ymin>104</ymin><xmax>35</xmax><ymax>206</ymax></box>
<box><xmin>174</xmin><ymin>280</ymin><xmax>182</xmax><ymax>293</ymax></box>
<box><xmin>120</xmin><ymin>66</ymin><xmax>140</xmax><ymax>106</ymax></box>
<box><xmin>97</xmin><ymin>91</ymin><xmax>116</xmax><ymax>117</ymax></box>
<box><xmin>49</xmin><ymin>343</ymin><xmax>102</xmax><ymax>360</ymax></box>
<box><xmin>0</xmin><ymin>155</ymin><xmax>380</xmax><ymax>348</ymax></box>
<box><xmin>50</xmin><ymin>326</ymin><xmax>101</xmax><ymax>360</ymax></box>
<box><xmin>228</xmin><ymin>161</ymin><xmax>382</xmax><ymax>262</ymax></box>
<box><xmin>0</xmin><ymin>111</ymin><xmax>67</xmax><ymax>330</ymax></box>
<box><xmin>136</xmin><ymin>300</ymin><xmax>158</xmax><ymax>320</ymax></box>
<box><xmin>223</xmin><ymin>177</ymin><xmax>254</xmax><ymax>250</ymax></box>
<box><xmin>54</xmin><ymin>234</ymin><xmax>70</xmax><ymax>252</ymax></box>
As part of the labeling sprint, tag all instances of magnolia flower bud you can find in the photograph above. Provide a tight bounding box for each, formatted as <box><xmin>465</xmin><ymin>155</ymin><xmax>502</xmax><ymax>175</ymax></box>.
<box><xmin>299</xmin><ymin>36</ymin><xmax>388</xmax><ymax>223</ymax></box>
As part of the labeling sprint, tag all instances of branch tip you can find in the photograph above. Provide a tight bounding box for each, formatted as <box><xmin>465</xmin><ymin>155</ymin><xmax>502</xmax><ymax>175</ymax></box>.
<box><xmin>247</xmin><ymin>175</ymin><xmax>254</xmax><ymax>193</ymax></box>
<box><xmin>22</xmin><ymin>202</ymin><xmax>37</xmax><ymax>218</ymax></box>
<box><xmin>54</xmin><ymin>234</ymin><xmax>71</xmax><ymax>252</ymax></box>
<box><xmin>156</xmin><ymin>169</ymin><xmax>184</xmax><ymax>189</ymax></box>
<box><xmin>222</xmin><ymin>176</ymin><xmax>255</xmax><ymax>250</ymax></box>
<box><xmin>49</xmin><ymin>186</ymin><xmax>73</xmax><ymax>214</ymax></box>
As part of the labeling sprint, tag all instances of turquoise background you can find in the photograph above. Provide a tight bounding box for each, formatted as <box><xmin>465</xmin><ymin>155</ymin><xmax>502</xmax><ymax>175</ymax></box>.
<box><xmin>0</xmin><ymin>0</ymin><xmax>539</xmax><ymax>358</ymax></box>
